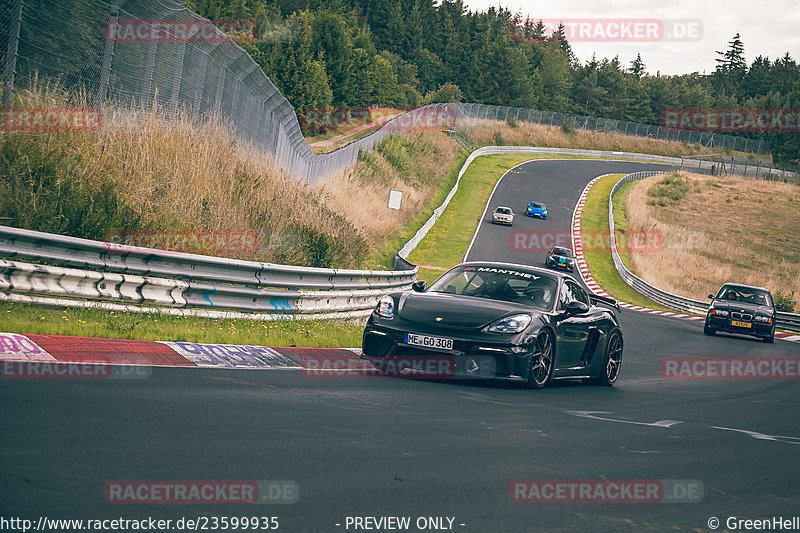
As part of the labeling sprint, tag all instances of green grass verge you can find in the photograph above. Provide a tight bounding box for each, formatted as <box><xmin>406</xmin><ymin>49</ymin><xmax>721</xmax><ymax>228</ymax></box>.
<box><xmin>611</xmin><ymin>180</ymin><xmax>636</xmax><ymax>270</ymax></box>
<box><xmin>0</xmin><ymin>300</ymin><xmax>363</xmax><ymax>347</ymax></box>
<box><xmin>580</xmin><ymin>174</ymin><xmax>669</xmax><ymax>310</ymax></box>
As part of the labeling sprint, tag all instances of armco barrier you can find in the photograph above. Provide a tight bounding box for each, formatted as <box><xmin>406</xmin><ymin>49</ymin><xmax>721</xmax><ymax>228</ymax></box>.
<box><xmin>0</xmin><ymin>225</ymin><xmax>416</xmax><ymax>319</ymax></box>
<box><xmin>608</xmin><ymin>171</ymin><xmax>800</xmax><ymax>333</ymax></box>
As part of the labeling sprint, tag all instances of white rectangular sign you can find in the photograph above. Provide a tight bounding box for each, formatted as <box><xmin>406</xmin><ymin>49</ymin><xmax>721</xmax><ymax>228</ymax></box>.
<box><xmin>388</xmin><ymin>188</ymin><xmax>403</xmax><ymax>210</ymax></box>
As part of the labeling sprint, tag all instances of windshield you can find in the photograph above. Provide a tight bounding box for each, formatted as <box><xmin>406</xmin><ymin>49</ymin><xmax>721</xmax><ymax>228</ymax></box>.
<box><xmin>717</xmin><ymin>286</ymin><xmax>773</xmax><ymax>306</ymax></box>
<box><xmin>552</xmin><ymin>247</ymin><xmax>572</xmax><ymax>257</ymax></box>
<box><xmin>428</xmin><ymin>265</ymin><xmax>558</xmax><ymax>309</ymax></box>
<box><xmin>495</xmin><ymin>207</ymin><xmax>512</xmax><ymax>215</ymax></box>
<box><xmin>530</xmin><ymin>202</ymin><xmax>544</xmax><ymax>209</ymax></box>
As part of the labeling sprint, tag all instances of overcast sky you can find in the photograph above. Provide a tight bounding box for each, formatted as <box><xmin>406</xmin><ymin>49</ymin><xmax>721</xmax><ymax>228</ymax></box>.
<box><xmin>463</xmin><ymin>0</ymin><xmax>800</xmax><ymax>75</ymax></box>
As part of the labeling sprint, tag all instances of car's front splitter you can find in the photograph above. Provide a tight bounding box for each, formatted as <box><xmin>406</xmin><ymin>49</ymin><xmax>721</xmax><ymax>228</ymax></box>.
<box><xmin>362</xmin><ymin>324</ymin><xmax>532</xmax><ymax>378</ymax></box>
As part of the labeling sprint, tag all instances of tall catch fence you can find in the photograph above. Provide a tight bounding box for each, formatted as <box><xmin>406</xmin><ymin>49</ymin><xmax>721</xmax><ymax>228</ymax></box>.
<box><xmin>0</xmin><ymin>0</ymin><xmax>463</xmax><ymax>184</ymax></box>
<box><xmin>454</xmin><ymin>103</ymin><xmax>773</xmax><ymax>156</ymax></box>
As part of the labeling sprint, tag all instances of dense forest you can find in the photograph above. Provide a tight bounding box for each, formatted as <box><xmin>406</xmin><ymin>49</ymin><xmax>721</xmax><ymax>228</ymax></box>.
<box><xmin>190</xmin><ymin>1</ymin><xmax>795</xmax><ymax>163</ymax></box>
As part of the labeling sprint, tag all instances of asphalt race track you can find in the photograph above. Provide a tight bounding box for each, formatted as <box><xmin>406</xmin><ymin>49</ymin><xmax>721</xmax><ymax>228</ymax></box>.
<box><xmin>2</xmin><ymin>160</ymin><xmax>799</xmax><ymax>532</ymax></box>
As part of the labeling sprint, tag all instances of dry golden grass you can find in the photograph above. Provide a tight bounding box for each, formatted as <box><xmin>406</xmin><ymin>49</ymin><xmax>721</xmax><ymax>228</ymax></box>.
<box><xmin>470</xmin><ymin>119</ymin><xmax>756</xmax><ymax>160</ymax></box>
<box><xmin>320</xmin><ymin>130</ymin><xmax>462</xmax><ymax>252</ymax></box>
<box><xmin>625</xmin><ymin>171</ymin><xmax>799</xmax><ymax>308</ymax></box>
<box><xmin>2</xmin><ymin>83</ymin><xmax>366</xmax><ymax>266</ymax></box>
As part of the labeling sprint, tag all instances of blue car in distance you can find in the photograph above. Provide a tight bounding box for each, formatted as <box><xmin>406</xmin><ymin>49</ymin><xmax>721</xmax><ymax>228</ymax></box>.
<box><xmin>526</xmin><ymin>201</ymin><xmax>547</xmax><ymax>219</ymax></box>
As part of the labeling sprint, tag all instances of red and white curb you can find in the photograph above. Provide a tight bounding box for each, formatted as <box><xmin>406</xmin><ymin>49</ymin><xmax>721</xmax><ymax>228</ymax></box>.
<box><xmin>570</xmin><ymin>177</ymin><xmax>800</xmax><ymax>344</ymax></box>
<box><xmin>0</xmin><ymin>331</ymin><xmax>363</xmax><ymax>370</ymax></box>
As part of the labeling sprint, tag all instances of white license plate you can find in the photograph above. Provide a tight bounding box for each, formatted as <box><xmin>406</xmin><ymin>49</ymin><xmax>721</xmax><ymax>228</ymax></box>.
<box><xmin>405</xmin><ymin>333</ymin><xmax>454</xmax><ymax>350</ymax></box>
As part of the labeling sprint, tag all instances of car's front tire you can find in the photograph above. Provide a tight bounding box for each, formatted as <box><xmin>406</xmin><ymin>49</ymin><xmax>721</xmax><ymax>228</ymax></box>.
<box><xmin>703</xmin><ymin>320</ymin><xmax>716</xmax><ymax>335</ymax></box>
<box><xmin>527</xmin><ymin>329</ymin><xmax>554</xmax><ymax>389</ymax></box>
<box><xmin>763</xmin><ymin>328</ymin><xmax>775</xmax><ymax>343</ymax></box>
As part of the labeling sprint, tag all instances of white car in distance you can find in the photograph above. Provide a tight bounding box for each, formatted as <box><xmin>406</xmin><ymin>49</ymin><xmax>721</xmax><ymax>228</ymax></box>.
<box><xmin>491</xmin><ymin>206</ymin><xmax>515</xmax><ymax>226</ymax></box>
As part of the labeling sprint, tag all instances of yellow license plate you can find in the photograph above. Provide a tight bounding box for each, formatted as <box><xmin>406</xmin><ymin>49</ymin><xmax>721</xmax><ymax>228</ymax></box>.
<box><xmin>730</xmin><ymin>320</ymin><xmax>751</xmax><ymax>328</ymax></box>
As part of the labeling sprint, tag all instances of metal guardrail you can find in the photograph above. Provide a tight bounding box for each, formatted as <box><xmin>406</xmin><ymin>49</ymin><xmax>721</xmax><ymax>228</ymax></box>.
<box><xmin>608</xmin><ymin>171</ymin><xmax>800</xmax><ymax>333</ymax></box>
<box><xmin>0</xmin><ymin>225</ymin><xmax>416</xmax><ymax>318</ymax></box>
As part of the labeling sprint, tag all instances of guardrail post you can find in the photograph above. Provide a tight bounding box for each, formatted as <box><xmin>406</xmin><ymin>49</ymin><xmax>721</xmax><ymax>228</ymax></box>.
<box><xmin>2</xmin><ymin>0</ymin><xmax>23</xmax><ymax>107</ymax></box>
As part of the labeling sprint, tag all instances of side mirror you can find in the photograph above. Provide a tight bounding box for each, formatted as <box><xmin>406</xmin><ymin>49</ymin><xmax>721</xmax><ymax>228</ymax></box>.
<box><xmin>565</xmin><ymin>300</ymin><xmax>590</xmax><ymax>316</ymax></box>
<box><xmin>707</xmin><ymin>293</ymin><xmax>714</xmax><ymax>299</ymax></box>
<box><xmin>411</xmin><ymin>280</ymin><xmax>427</xmax><ymax>292</ymax></box>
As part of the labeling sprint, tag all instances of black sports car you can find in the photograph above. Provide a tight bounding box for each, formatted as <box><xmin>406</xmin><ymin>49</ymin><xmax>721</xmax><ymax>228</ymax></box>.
<box><xmin>361</xmin><ymin>262</ymin><xmax>623</xmax><ymax>388</ymax></box>
<box><xmin>704</xmin><ymin>283</ymin><xmax>776</xmax><ymax>343</ymax></box>
<box><xmin>545</xmin><ymin>246</ymin><xmax>575</xmax><ymax>272</ymax></box>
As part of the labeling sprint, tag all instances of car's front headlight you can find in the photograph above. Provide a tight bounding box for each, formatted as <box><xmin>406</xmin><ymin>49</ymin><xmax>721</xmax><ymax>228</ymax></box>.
<box><xmin>487</xmin><ymin>314</ymin><xmax>531</xmax><ymax>334</ymax></box>
<box><xmin>754</xmin><ymin>315</ymin><xmax>772</xmax><ymax>323</ymax></box>
<box><xmin>376</xmin><ymin>295</ymin><xmax>394</xmax><ymax>318</ymax></box>
<box><xmin>710</xmin><ymin>309</ymin><xmax>729</xmax><ymax>317</ymax></box>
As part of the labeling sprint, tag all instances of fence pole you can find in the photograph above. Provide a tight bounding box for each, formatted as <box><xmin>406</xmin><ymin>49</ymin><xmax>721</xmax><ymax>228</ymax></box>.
<box><xmin>98</xmin><ymin>0</ymin><xmax>124</xmax><ymax>108</ymax></box>
<box><xmin>2</xmin><ymin>0</ymin><xmax>23</xmax><ymax>107</ymax></box>
<box><xmin>213</xmin><ymin>59</ymin><xmax>229</xmax><ymax>114</ymax></box>
<box><xmin>142</xmin><ymin>42</ymin><xmax>157</xmax><ymax>106</ymax></box>
<box><xmin>168</xmin><ymin>41</ymin><xmax>187</xmax><ymax>116</ymax></box>
<box><xmin>191</xmin><ymin>49</ymin><xmax>209</xmax><ymax>118</ymax></box>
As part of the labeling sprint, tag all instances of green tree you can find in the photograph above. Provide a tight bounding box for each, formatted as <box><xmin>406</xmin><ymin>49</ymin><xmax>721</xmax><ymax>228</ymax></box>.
<box><xmin>531</xmin><ymin>43</ymin><xmax>573</xmax><ymax>111</ymax></box>
<box><xmin>311</xmin><ymin>11</ymin><xmax>355</xmax><ymax>105</ymax></box>
<box><xmin>629</xmin><ymin>53</ymin><xmax>646</xmax><ymax>79</ymax></box>
<box><xmin>349</xmin><ymin>48</ymin><xmax>377</xmax><ymax>106</ymax></box>
<box><xmin>768</xmin><ymin>87</ymin><xmax>800</xmax><ymax>164</ymax></box>
<box><xmin>572</xmin><ymin>58</ymin><xmax>607</xmax><ymax>115</ymax></box>
<box><xmin>713</xmin><ymin>32</ymin><xmax>747</xmax><ymax>98</ymax></box>
<box><xmin>472</xmin><ymin>41</ymin><xmax>534</xmax><ymax>107</ymax></box>
<box><xmin>423</xmin><ymin>82</ymin><xmax>464</xmax><ymax>104</ymax></box>
<box><xmin>371</xmin><ymin>53</ymin><xmax>399</xmax><ymax>105</ymax></box>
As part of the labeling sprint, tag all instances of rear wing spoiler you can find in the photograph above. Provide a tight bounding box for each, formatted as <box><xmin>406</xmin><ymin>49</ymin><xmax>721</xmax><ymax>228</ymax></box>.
<box><xmin>590</xmin><ymin>294</ymin><xmax>620</xmax><ymax>312</ymax></box>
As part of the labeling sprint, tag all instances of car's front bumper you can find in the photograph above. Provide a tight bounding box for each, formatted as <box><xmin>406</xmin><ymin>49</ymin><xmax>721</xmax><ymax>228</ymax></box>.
<box><xmin>492</xmin><ymin>217</ymin><xmax>513</xmax><ymax>225</ymax></box>
<box><xmin>361</xmin><ymin>322</ymin><xmax>533</xmax><ymax>378</ymax></box>
<box><xmin>706</xmin><ymin>315</ymin><xmax>773</xmax><ymax>337</ymax></box>
<box><xmin>526</xmin><ymin>211</ymin><xmax>546</xmax><ymax>219</ymax></box>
